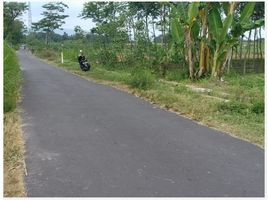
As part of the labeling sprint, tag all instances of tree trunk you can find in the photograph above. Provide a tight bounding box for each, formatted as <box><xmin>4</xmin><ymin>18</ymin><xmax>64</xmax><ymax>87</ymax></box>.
<box><xmin>163</xmin><ymin>5</ymin><xmax>167</xmax><ymax>49</ymax></box>
<box><xmin>259</xmin><ymin>27</ymin><xmax>262</xmax><ymax>59</ymax></box>
<box><xmin>253</xmin><ymin>28</ymin><xmax>257</xmax><ymax>68</ymax></box>
<box><xmin>145</xmin><ymin>15</ymin><xmax>149</xmax><ymax>42</ymax></box>
<box><xmin>211</xmin><ymin>48</ymin><xmax>219</xmax><ymax>79</ymax></box>
<box><xmin>243</xmin><ymin>30</ymin><xmax>252</xmax><ymax>74</ymax></box>
<box><xmin>45</xmin><ymin>32</ymin><xmax>48</xmax><ymax>46</ymax></box>
<box><xmin>198</xmin><ymin>10</ymin><xmax>208</xmax><ymax>78</ymax></box>
<box><xmin>222</xmin><ymin>48</ymin><xmax>232</xmax><ymax>75</ymax></box>
<box><xmin>228</xmin><ymin>48</ymin><xmax>233</xmax><ymax>74</ymax></box>
<box><xmin>152</xmin><ymin>18</ymin><xmax>156</xmax><ymax>44</ymax></box>
<box><xmin>186</xmin><ymin>29</ymin><xmax>194</xmax><ymax>79</ymax></box>
<box><xmin>256</xmin><ymin>28</ymin><xmax>259</xmax><ymax>59</ymax></box>
<box><xmin>239</xmin><ymin>36</ymin><xmax>243</xmax><ymax>60</ymax></box>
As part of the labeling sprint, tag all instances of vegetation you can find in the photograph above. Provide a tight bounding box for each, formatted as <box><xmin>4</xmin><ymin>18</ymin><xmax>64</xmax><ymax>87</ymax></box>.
<box><xmin>4</xmin><ymin>2</ymin><xmax>28</xmax><ymax>47</ymax></box>
<box><xmin>32</xmin><ymin>2</ymin><xmax>69</xmax><ymax>46</ymax></box>
<box><xmin>4</xmin><ymin>111</ymin><xmax>26</xmax><ymax>197</ymax></box>
<box><xmin>4</xmin><ymin>2</ymin><xmax>27</xmax><ymax>196</ymax></box>
<box><xmin>4</xmin><ymin>42</ymin><xmax>21</xmax><ymax>112</ymax></box>
<box><xmin>25</xmin><ymin>2</ymin><xmax>264</xmax><ymax>147</ymax></box>
<box><xmin>4</xmin><ymin>43</ymin><xmax>26</xmax><ymax>196</ymax></box>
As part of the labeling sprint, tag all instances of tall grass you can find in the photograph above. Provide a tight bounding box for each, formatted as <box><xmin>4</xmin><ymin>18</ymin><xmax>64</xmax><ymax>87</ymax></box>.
<box><xmin>4</xmin><ymin>42</ymin><xmax>26</xmax><ymax>196</ymax></box>
<box><xmin>4</xmin><ymin>42</ymin><xmax>21</xmax><ymax>113</ymax></box>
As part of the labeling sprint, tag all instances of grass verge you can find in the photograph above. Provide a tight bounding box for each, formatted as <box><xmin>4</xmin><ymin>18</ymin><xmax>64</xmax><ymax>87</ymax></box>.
<box><xmin>36</xmin><ymin>50</ymin><xmax>264</xmax><ymax>148</ymax></box>
<box><xmin>4</xmin><ymin>111</ymin><xmax>27</xmax><ymax>197</ymax></box>
<box><xmin>4</xmin><ymin>42</ymin><xmax>26</xmax><ymax>196</ymax></box>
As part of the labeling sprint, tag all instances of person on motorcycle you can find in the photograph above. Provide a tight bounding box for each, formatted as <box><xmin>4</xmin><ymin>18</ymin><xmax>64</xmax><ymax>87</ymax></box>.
<box><xmin>78</xmin><ymin>50</ymin><xmax>86</xmax><ymax>64</ymax></box>
<box><xmin>78</xmin><ymin>50</ymin><xmax>91</xmax><ymax>71</ymax></box>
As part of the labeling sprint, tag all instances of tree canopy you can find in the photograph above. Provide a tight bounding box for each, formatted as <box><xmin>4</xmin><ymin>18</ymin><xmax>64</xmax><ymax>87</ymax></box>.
<box><xmin>32</xmin><ymin>2</ymin><xmax>69</xmax><ymax>45</ymax></box>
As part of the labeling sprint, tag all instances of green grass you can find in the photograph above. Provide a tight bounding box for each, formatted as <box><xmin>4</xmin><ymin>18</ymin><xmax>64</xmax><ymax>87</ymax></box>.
<box><xmin>4</xmin><ymin>42</ymin><xmax>21</xmax><ymax>113</ymax></box>
<box><xmin>4</xmin><ymin>42</ymin><xmax>26</xmax><ymax>197</ymax></box>
<box><xmin>128</xmin><ymin>69</ymin><xmax>156</xmax><ymax>90</ymax></box>
<box><xmin>35</xmin><ymin>48</ymin><xmax>264</xmax><ymax>148</ymax></box>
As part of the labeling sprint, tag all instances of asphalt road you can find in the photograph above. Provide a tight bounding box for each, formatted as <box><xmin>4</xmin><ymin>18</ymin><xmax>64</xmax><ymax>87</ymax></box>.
<box><xmin>18</xmin><ymin>49</ymin><xmax>264</xmax><ymax>197</ymax></box>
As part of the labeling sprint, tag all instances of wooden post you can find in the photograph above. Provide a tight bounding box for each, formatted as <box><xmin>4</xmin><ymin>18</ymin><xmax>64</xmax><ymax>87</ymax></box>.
<box><xmin>61</xmin><ymin>43</ymin><xmax>64</xmax><ymax>64</ymax></box>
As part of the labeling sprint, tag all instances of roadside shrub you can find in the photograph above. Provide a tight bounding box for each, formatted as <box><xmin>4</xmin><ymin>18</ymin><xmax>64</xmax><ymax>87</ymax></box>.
<box><xmin>39</xmin><ymin>49</ymin><xmax>58</xmax><ymax>61</ymax></box>
<box><xmin>251</xmin><ymin>100</ymin><xmax>264</xmax><ymax>114</ymax></box>
<box><xmin>218</xmin><ymin>101</ymin><xmax>250</xmax><ymax>115</ymax></box>
<box><xmin>166</xmin><ymin>67</ymin><xmax>188</xmax><ymax>81</ymax></box>
<box><xmin>4</xmin><ymin>42</ymin><xmax>21</xmax><ymax>113</ymax></box>
<box><xmin>128</xmin><ymin>69</ymin><xmax>155</xmax><ymax>90</ymax></box>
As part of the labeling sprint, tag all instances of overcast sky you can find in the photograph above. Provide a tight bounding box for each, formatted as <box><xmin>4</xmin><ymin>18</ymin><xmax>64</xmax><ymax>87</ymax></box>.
<box><xmin>20</xmin><ymin>1</ymin><xmax>95</xmax><ymax>35</ymax></box>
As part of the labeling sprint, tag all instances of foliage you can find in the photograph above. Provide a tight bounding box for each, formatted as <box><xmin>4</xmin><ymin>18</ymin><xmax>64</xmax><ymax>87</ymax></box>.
<box><xmin>28</xmin><ymin>2</ymin><xmax>264</xmax><ymax>81</ymax></box>
<box><xmin>4</xmin><ymin>42</ymin><xmax>21</xmax><ymax>113</ymax></box>
<box><xmin>128</xmin><ymin>69</ymin><xmax>156</xmax><ymax>90</ymax></box>
<box><xmin>32</xmin><ymin>2</ymin><xmax>69</xmax><ymax>45</ymax></box>
<box><xmin>4</xmin><ymin>2</ymin><xmax>28</xmax><ymax>45</ymax></box>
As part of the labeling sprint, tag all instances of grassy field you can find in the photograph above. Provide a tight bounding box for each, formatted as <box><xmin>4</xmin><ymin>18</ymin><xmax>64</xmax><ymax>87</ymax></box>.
<box><xmin>4</xmin><ymin>43</ymin><xmax>26</xmax><ymax>197</ymax></box>
<box><xmin>34</xmin><ymin>47</ymin><xmax>264</xmax><ymax>148</ymax></box>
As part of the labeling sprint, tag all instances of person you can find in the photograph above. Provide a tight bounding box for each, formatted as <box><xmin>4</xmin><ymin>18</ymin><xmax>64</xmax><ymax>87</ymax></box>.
<box><xmin>78</xmin><ymin>50</ymin><xmax>86</xmax><ymax>64</ymax></box>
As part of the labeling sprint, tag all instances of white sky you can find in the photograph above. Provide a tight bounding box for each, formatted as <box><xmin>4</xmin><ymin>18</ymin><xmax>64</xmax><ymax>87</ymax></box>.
<box><xmin>20</xmin><ymin>1</ymin><xmax>95</xmax><ymax>34</ymax></box>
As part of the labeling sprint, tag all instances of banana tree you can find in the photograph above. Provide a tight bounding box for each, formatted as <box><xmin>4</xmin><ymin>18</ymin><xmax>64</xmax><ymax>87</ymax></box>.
<box><xmin>208</xmin><ymin>2</ymin><xmax>259</xmax><ymax>79</ymax></box>
<box><xmin>197</xmin><ymin>3</ymin><xmax>209</xmax><ymax>78</ymax></box>
<box><xmin>207</xmin><ymin>2</ymin><xmax>236</xmax><ymax>79</ymax></box>
<box><xmin>171</xmin><ymin>2</ymin><xmax>200</xmax><ymax>79</ymax></box>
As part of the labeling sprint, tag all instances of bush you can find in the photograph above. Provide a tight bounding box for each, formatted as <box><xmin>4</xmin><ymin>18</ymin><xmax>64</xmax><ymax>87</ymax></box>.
<box><xmin>166</xmin><ymin>67</ymin><xmax>188</xmax><ymax>81</ymax></box>
<box><xmin>251</xmin><ymin>100</ymin><xmax>264</xmax><ymax>114</ymax></box>
<box><xmin>218</xmin><ymin>101</ymin><xmax>250</xmax><ymax>115</ymax></box>
<box><xmin>39</xmin><ymin>49</ymin><xmax>58</xmax><ymax>61</ymax></box>
<box><xmin>128</xmin><ymin>69</ymin><xmax>155</xmax><ymax>90</ymax></box>
<box><xmin>4</xmin><ymin>42</ymin><xmax>21</xmax><ymax>113</ymax></box>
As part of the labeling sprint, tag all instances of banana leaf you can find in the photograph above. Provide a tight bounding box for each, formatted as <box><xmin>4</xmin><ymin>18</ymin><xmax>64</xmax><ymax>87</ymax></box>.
<box><xmin>208</xmin><ymin>8</ymin><xmax>223</xmax><ymax>42</ymax></box>
<box><xmin>240</xmin><ymin>2</ymin><xmax>256</xmax><ymax>25</ymax></box>
<box><xmin>187</xmin><ymin>2</ymin><xmax>199</xmax><ymax>25</ymax></box>
<box><xmin>171</xmin><ymin>18</ymin><xmax>184</xmax><ymax>44</ymax></box>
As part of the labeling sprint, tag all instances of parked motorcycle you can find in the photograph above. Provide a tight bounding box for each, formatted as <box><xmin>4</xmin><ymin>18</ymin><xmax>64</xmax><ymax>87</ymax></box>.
<box><xmin>79</xmin><ymin>59</ymin><xmax>91</xmax><ymax>71</ymax></box>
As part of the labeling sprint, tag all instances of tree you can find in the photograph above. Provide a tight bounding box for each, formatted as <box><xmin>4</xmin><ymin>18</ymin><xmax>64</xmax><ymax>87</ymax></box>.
<box><xmin>74</xmin><ymin>26</ymin><xmax>85</xmax><ymax>39</ymax></box>
<box><xmin>4</xmin><ymin>2</ymin><xmax>28</xmax><ymax>44</ymax></box>
<box><xmin>171</xmin><ymin>2</ymin><xmax>200</xmax><ymax>79</ymax></box>
<box><xmin>32</xmin><ymin>2</ymin><xmax>69</xmax><ymax>46</ymax></box>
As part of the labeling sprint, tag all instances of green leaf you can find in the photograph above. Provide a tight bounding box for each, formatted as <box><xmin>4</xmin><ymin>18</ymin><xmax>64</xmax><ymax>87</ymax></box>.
<box><xmin>191</xmin><ymin>21</ymin><xmax>200</xmax><ymax>40</ymax></box>
<box><xmin>254</xmin><ymin>19</ymin><xmax>264</xmax><ymax>27</ymax></box>
<box><xmin>187</xmin><ymin>2</ymin><xmax>199</xmax><ymax>25</ymax></box>
<box><xmin>240</xmin><ymin>2</ymin><xmax>256</xmax><ymax>25</ymax></box>
<box><xmin>220</xmin><ymin>14</ymin><xmax>233</xmax><ymax>43</ymax></box>
<box><xmin>177</xmin><ymin>3</ymin><xmax>187</xmax><ymax>22</ymax></box>
<box><xmin>222</xmin><ymin>2</ymin><xmax>229</xmax><ymax>16</ymax></box>
<box><xmin>171</xmin><ymin>18</ymin><xmax>184</xmax><ymax>44</ymax></box>
<box><xmin>208</xmin><ymin>8</ymin><xmax>223</xmax><ymax>42</ymax></box>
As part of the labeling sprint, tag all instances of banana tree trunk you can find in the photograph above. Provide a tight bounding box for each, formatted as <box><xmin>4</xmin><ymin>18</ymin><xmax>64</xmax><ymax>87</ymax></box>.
<box><xmin>243</xmin><ymin>29</ymin><xmax>252</xmax><ymax>74</ymax></box>
<box><xmin>198</xmin><ymin>11</ymin><xmax>208</xmax><ymax>78</ymax></box>
<box><xmin>45</xmin><ymin>32</ymin><xmax>48</xmax><ymax>47</ymax></box>
<box><xmin>186</xmin><ymin>28</ymin><xmax>194</xmax><ymax>79</ymax></box>
<box><xmin>259</xmin><ymin>27</ymin><xmax>262</xmax><ymax>59</ymax></box>
<box><xmin>253</xmin><ymin>28</ymin><xmax>257</xmax><ymax>63</ymax></box>
<box><xmin>211</xmin><ymin>49</ymin><xmax>219</xmax><ymax>79</ymax></box>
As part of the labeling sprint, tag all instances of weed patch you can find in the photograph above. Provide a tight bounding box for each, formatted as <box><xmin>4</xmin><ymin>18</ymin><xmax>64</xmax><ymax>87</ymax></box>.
<box><xmin>4</xmin><ymin>111</ymin><xmax>26</xmax><ymax>197</ymax></box>
<box><xmin>128</xmin><ymin>69</ymin><xmax>156</xmax><ymax>90</ymax></box>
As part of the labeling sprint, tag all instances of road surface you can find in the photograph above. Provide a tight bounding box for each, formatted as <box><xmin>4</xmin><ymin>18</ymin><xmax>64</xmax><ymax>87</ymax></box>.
<box><xmin>18</xmin><ymin>49</ymin><xmax>264</xmax><ymax>197</ymax></box>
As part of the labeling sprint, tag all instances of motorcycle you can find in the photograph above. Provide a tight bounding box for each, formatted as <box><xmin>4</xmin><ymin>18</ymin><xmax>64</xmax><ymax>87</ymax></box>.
<box><xmin>79</xmin><ymin>59</ymin><xmax>91</xmax><ymax>71</ymax></box>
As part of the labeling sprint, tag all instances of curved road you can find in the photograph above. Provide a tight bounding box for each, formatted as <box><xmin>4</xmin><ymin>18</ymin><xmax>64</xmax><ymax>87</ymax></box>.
<box><xmin>18</xmin><ymin>49</ymin><xmax>264</xmax><ymax>197</ymax></box>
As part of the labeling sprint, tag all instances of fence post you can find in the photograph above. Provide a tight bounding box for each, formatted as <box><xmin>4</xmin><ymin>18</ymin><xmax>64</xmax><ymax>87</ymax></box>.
<box><xmin>61</xmin><ymin>43</ymin><xmax>64</xmax><ymax>64</ymax></box>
